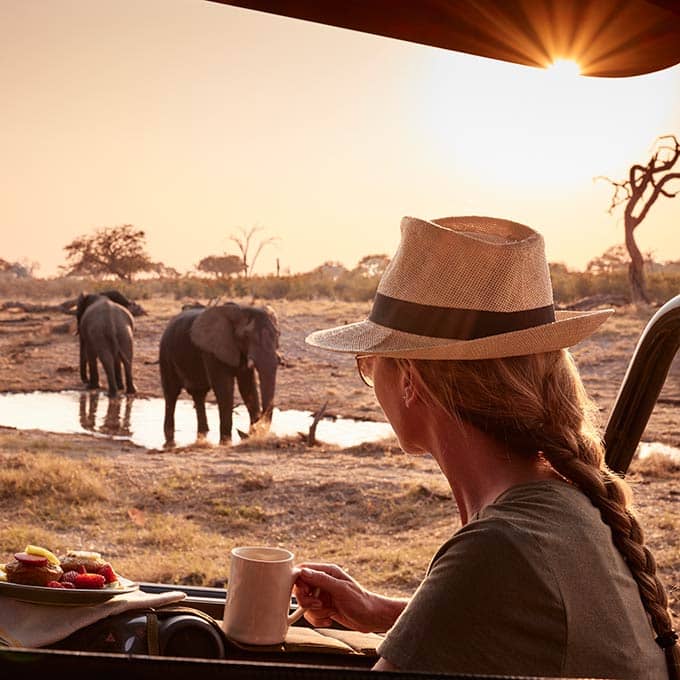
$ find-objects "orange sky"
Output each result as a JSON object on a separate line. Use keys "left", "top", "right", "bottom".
{"left": 2, "top": 0, "right": 680, "bottom": 278}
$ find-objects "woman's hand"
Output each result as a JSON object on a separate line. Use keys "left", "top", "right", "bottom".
{"left": 293, "top": 562, "right": 408, "bottom": 633}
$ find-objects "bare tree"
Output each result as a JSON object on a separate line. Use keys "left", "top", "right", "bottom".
{"left": 228, "top": 226, "right": 278, "bottom": 279}
{"left": 597, "top": 134, "right": 680, "bottom": 303}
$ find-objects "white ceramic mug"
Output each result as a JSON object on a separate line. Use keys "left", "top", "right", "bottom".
{"left": 221, "top": 546, "right": 308, "bottom": 645}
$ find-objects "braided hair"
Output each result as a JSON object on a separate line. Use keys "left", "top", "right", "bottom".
{"left": 401, "top": 350, "right": 679, "bottom": 679}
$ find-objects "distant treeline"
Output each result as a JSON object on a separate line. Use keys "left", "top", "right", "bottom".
{"left": 1, "top": 266, "right": 679, "bottom": 307}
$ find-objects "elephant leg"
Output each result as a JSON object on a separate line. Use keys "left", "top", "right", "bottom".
{"left": 86, "top": 348, "right": 99, "bottom": 390}
{"left": 211, "top": 375, "right": 235, "bottom": 445}
{"left": 189, "top": 389, "right": 210, "bottom": 441}
{"left": 162, "top": 385, "right": 180, "bottom": 448}
{"left": 236, "top": 366, "right": 261, "bottom": 428}
{"left": 121, "top": 329, "right": 136, "bottom": 394}
{"left": 99, "top": 349, "right": 118, "bottom": 398}
{"left": 79, "top": 336, "right": 89, "bottom": 384}
{"left": 122, "top": 356, "right": 136, "bottom": 394}
{"left": 114, "top": 360, "right": 124, "bottom": 391}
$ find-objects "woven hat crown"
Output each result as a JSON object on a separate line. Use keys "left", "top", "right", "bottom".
{"left": 379, "top": 216, "right": 552, "bottom": 312}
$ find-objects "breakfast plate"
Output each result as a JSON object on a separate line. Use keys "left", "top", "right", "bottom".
{"left": 0, "top": 576, "right": 138, "bottom": 605}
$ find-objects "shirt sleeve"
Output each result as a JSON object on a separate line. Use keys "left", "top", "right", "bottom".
{"left": 376, "top": 517, "right": 566, "bottom": 676}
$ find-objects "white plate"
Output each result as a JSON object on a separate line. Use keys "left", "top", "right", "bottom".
{"left": 0, "top": 576, "right": 138, "bottom": 605}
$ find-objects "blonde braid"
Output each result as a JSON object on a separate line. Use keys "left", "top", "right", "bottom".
{"left": 404, "top": 350, "right": 679, "bottom": 678}
{"left": 537, "top": 430, "right": 680, "bottom": 679}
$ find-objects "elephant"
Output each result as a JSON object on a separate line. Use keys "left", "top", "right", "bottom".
{"left": 159, "top": 303, "right": 280, "bottom": 447}
{"left": 76, "top": 293, "right": 137, "bottom": 397}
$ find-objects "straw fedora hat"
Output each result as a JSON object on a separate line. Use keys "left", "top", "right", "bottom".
{"left": 306, "top": 216, "right": 612, "bottom": 360}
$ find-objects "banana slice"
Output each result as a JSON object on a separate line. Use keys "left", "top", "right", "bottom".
{"left": 66, "top": 550, "right": 102, "bottom": 560}
{"left": 25, "top": 544, "right": 60, "bottom": 566}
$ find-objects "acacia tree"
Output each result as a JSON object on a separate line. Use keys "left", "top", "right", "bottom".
{"left": 229, "top": 226, "right": 278, "bottom": 279}
{"left": 62, "top": 224, "right": 155, "bottom": 281}
{"left": 598, "top": 134, "right": 680, "bottom": 303}
{"left": 197, "top": 254, "right": 244, "bottom": 279}
{"left": 0, "top": 257, "right": 38, "bottom": 278}
{"left": 355, "top": 254, "right": 390, "bottom": 278}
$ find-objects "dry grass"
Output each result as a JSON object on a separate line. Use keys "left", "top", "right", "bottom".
{"left": 0, "top": 428, "right": 677, "bottom": 621}
{"left": 631, "top": 452, "right": 680, "bottom": 479}
{"left": 0, "top": 429, "right": 456, "bottom": 594}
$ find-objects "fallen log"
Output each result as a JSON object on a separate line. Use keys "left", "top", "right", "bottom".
{"left": 0, "top": 299, "right": 78, "bottom": 314}
{"left": 560, "top": 294, "right": 630, "bottom": 311}
{"left": 0, "top": 294, "right": 146, "bottom": 316}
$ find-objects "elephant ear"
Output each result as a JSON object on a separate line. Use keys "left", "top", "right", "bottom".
{"left": 263, "top": 304, "right": 279, "bottom": 330}
{"left": 190, "top": 305, "right": 245, "bottom": 367}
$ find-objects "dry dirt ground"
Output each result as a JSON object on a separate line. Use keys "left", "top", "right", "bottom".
{"left": 0, "top": 296, "right": 678, "bottom": 617}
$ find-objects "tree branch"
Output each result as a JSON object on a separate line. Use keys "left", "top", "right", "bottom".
{"left": 635, "top": 172, "right": 680, "bottom": 225}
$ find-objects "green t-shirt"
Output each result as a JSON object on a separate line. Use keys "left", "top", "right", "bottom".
{"left": 377, "top": 480, "right": 667, "bottom": 678}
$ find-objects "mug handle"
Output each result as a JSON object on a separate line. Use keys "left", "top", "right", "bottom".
{"left": 287, "top": 587, "right": 320, "bottom": 625}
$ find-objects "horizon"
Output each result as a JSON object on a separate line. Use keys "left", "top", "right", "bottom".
{"left": 2, "top": 0, "right": 680, "bottom": 279}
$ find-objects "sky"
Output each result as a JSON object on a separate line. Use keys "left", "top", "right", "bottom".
{"left": 2, "top": 0, "right": 680, "bottom": 278}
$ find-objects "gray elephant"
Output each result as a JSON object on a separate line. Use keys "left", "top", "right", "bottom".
{"left": 159, "top": 303, "right": 279, "bottom": 447}
{"left": 76, "top": 293, "right": 137, "bottom": 397}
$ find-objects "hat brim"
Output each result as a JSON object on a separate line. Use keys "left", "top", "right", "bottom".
{"left": 305, "top": 309, "right": 613, "bottom": 360}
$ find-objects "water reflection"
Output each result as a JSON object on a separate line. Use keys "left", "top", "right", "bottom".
{"left": 638, "top": 441, "right": 680, "bottom": 463}
{"left": 0, "top": 390, "right": 394, "bottom": 450}
{"left": 79, "top": 392, "right": 132, "bottom": 437}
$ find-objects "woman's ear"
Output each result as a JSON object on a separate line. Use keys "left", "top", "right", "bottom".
{"left": 400, "top": 362, "right": 421, "bottom": 408}
{"left": 190, "top": 306, "right": 241, "bottom": 367}
{"left": 402, "top": 360, "right": 428, "bottom": 406}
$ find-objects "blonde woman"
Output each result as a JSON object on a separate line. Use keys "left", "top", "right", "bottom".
{"left": 294, "top": 216, "right": 678, "bottom": 679}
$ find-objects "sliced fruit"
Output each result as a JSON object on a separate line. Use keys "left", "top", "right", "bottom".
{"left": 61, "top": 570, "right": 79, "bottom": 584}
{"left": 46, "top": 581, "right": 65, "bottom": 588}
{"left": 0, "top": 565, "right": 7, "bottom": 582}
{"left": 14, "top": 552, "right": 48, "bottom": 567}
{"left": 25, "top": 544, "right": 60, "bottom": 566}
{"left": 98, "top": 563, "right": 118, "bottom": 584}
{"left": 66, "top": 550, "right": 102, "bottom": 561}
{"left": 60, "top": 581, "right": 75, "bottom": 589}
{"left": 73, "top": 573, "right": 106, "bottom": 589}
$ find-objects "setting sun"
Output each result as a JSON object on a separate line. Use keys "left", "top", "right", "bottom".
{"left": 420, "top": 50, "right": 678, "bottom": 197}
{"left": 547, "top": 59, "right": 581, "bottom": 78}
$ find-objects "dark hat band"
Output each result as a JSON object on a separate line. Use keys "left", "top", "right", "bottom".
{"left": 369, "top": 293, "right": 556, "bottom": 340}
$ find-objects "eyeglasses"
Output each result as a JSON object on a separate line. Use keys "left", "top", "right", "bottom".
{"left": 355, "top": 355, "right": 375, "bottom": 388}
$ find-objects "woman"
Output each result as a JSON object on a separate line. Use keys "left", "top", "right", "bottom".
{"left": 295, "top": 216, "right": 678, "bottom": 678}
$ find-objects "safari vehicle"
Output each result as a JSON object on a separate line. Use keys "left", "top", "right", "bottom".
{"left": 2, "top": 1, "right": 680, "bottom": 678}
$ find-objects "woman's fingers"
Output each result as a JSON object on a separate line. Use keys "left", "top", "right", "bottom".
{"left": 303, "top": 612, "right": 335, "bottom": 628}
{"left": 296, "top": 562, "right": 354, "bottom": 582}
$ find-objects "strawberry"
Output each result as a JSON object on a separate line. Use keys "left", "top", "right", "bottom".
{"left": 77, "top": 564, "right": 87, "bottom": 574}
{"left": 60, "top": 581, "right": 75, "bottom": 589}
{"left": 98, "top": 563, "right": 117, "bottom": 584}
{"left": 61, "top": 570, "right": 79, "bottom": 584}
{"left": 46, "top": 581, "right": 65, "bottom": 588}
{"left": 73, "top": 573, "right": 106, "bottom": 589}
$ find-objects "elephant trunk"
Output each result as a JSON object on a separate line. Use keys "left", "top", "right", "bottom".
{"left": 254, "top": 355, "right": 277, "bottom": 429}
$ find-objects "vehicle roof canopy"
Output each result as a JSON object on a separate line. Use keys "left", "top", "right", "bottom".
{"left": 211, "top": 0, "right": 680, "bottom": 77}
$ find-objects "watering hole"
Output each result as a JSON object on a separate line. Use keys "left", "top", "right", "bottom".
{"left": 0, "top": 390, "right": 395, "bottom": 450}
{"left": 0, "top": 391, "right": 677, "bottom": 462}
